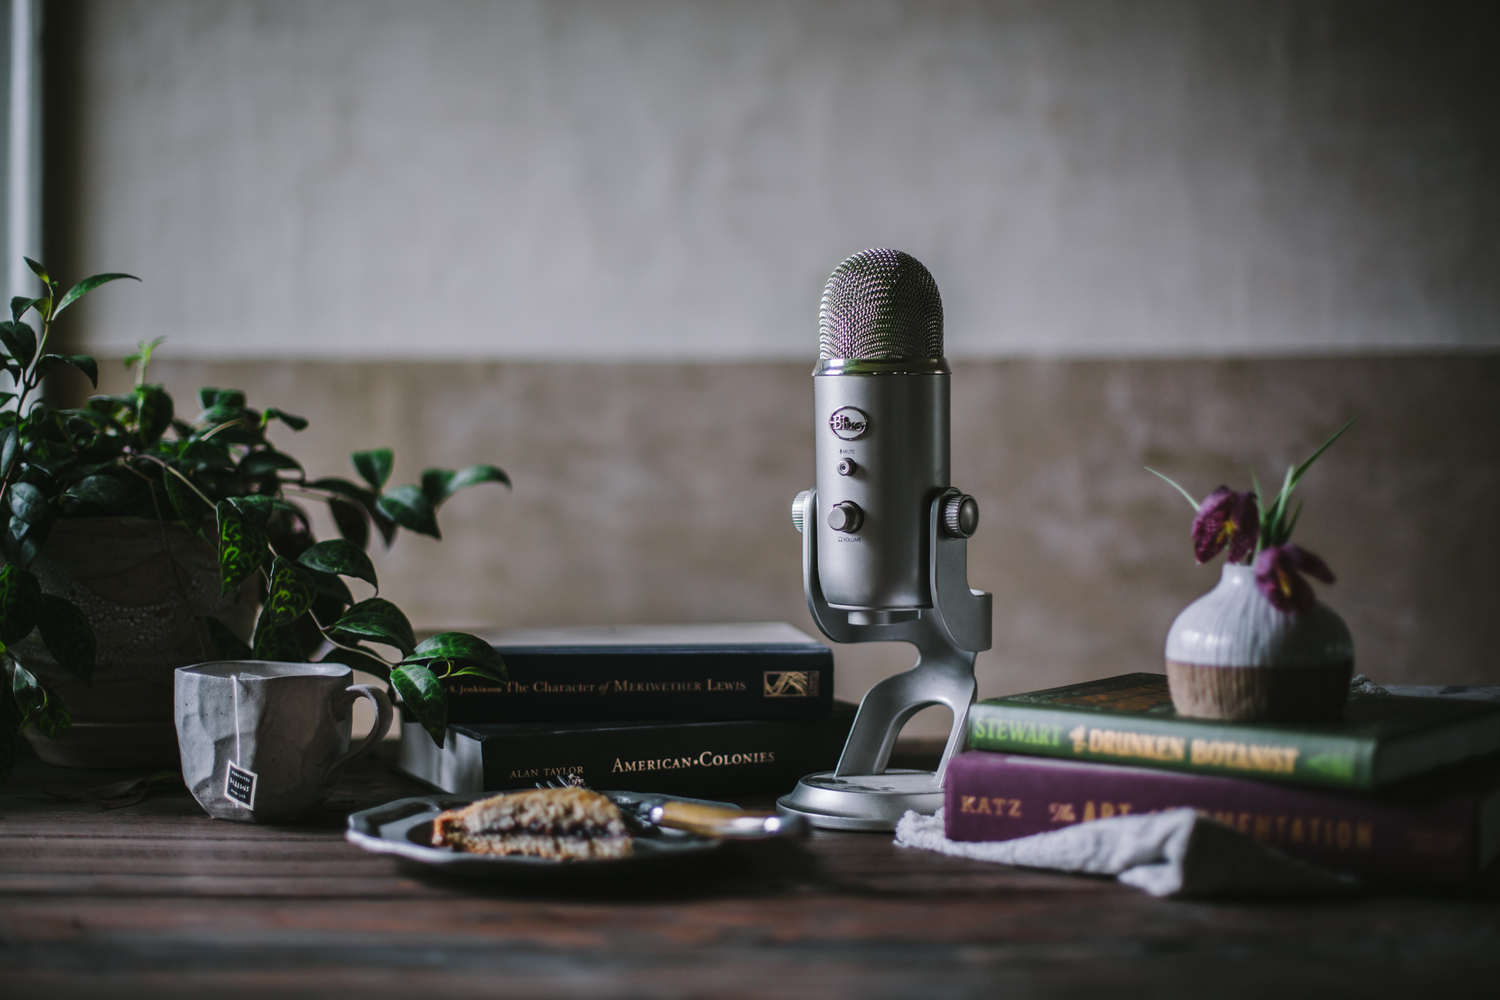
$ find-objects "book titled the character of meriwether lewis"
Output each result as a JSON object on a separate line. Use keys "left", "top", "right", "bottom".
{"left": 396, "top": 701, "right": 857, "bottom": 797}
{"left": 966, "top": 673, "right": 1500, "bottom": 791}
{"left": 445, "top": 622, "right": 833, "bottom": 723}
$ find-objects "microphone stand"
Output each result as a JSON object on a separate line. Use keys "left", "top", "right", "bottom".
{"left": 777, "top": 488, "right": 993, "bottom": 830}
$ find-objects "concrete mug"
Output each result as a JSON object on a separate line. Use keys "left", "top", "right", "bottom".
{"left": 175, "top": 661, "right": 393, "bottom": 822}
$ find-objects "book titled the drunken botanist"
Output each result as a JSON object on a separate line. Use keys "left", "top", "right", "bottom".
{"left": 967, "top": 674, "right": 1500, "bottom": 790}
{"left": 396, "top": 701, "right": 857, "bottom": 798}
{"left": 448, "top": 623, "right": 833, "bottom": 723}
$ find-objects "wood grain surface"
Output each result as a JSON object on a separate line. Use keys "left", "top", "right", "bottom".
{"left": 2, "top": 739, "right": 1496, "bottom": 999}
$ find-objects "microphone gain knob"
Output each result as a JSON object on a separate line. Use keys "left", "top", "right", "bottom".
{"left": 791, "top": 490, "right": 812, "bottom": 533}
{"left": 942, "top": 493, "right": 979, "bottom": 538}
{"left": 827, "top": 501, "right": 863, "bottom": 533}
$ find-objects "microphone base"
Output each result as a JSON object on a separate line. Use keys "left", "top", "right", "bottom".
{"left": 776, "top": 770, "right": 943, "bottom": 832}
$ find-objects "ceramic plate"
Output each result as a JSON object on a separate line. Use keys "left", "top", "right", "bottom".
{"left": 345, "top": 791, "right": 729, "bottom": 878}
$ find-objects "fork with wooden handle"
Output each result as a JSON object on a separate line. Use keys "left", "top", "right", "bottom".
{"left": 538, "top": 775, "right": 807, "bottom": 839}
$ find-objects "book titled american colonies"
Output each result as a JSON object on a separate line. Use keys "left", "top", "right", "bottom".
{"left": 397, "top": 702, "right": 858, "bottom": 797}
{"left": 448, "top": 622, "right": 833, "bottom": 723}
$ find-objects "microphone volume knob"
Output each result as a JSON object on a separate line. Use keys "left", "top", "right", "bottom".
{"left": 791, "top": 490, "right": 812, "bottom": 533}
{"left": 942, "top": 494, "right": 979, "bottom": 538}
{"left": 827, "top": 501, "right": 864, "bottom": 533}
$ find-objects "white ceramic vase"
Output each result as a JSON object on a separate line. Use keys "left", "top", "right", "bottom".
{"left": 1164, "top": 562, "right": 1354, "bottom": 721}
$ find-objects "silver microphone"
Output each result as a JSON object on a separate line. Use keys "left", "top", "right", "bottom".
{"left": 806, "top": 248, "right": 978, "bottom": 625}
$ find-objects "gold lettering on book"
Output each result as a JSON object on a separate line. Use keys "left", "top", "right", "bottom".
{"left": 1068, "top": 726, "right": 1187, "bottom": 763}
{"left": 960, "top": 797, "right": 1024, "bottom": 817}
{"left": 975, "top": 718, "right": 1064, "bottom": 747}
{"left": 1189, "top": 738, "right": 1299, "bottom": 774}
{"left": 610, "top": 749, "right": 775, "bottom": 773}
{"left": 1048, "top": 803, "right": 1077, "bottom": 823}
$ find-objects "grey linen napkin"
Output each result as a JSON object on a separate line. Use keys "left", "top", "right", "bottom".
{"left": 895, "top": 807, "right": 1360, "bottom": 898}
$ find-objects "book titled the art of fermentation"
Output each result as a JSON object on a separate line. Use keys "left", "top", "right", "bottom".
{"left": 396, "top": 701, "right": 857, "bottom": 797}
{"left": 444, "top": 622, "right": 833, "bottom": 723}
{"left": 966, "top": 673, "right": 1500, "bottom": 790}
{"left": 943, "top": 750, "right": 1500, "bottom": 885}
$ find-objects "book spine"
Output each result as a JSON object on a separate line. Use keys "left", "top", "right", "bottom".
{"left": 443, "top": 647, "right": 834, "bottom": 723}
{"left": 966, "top": 699, "right": 1377, "bottom": 789}
{"left": 400, "top": 706, "right": 856, "bottom": 798}
{"left": 943, "top": 751, "right": 1482, "bottom": 885}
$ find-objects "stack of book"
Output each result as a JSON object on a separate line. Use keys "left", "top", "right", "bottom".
{"left": 396, "top": 623, "right": 854, "bottom": 797}
{"left": 949, "top": 673, "right": 1500, "bottom": 886}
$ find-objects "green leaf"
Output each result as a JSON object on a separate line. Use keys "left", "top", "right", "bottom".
{"left": 390, "top": 663, "right": 446, "bottom": 747}
{"left": 328, "top": 496, "right": 370, "bottom": 550}
{"left": 23, "top": 257, "right": 50, "bottom": 283}
{"left": 163, "top": 471, "right": 211, "bottom": 529}
{"left": 226, "top": 494, "right": 288, "bottom": 527}
{"left": 181, "top": 438, "right": 235, "bottom": 469}
{"left": 420, "top": 465, "right": 511, "bottom": 507}
{"left": 54, "top": 272, "right": 141, "bottom": 315}
{"left": 445, "top": 463, "right": 511, "bottom": 497}
{"left": 205, "top": 616, "right": 253, "bottom": 660}
{"left": 251, "top": 619, "right": 303, "bottom": 662}
{"left": 12, "top": 661, "right": 70, "bottom": 741}
{"left": 199, "top": 387, "right": 246, "bottom": 410}
{"left": 239, "top": 449, "right": 304, "bottom": 480}
{"left": 420, "top": 469, "right": 453, "bottom": 506}
{"left": 263, "top": 407, "right": 309, "bottom": 432}
{"left": 2, "top": 516, "right": 49, "bottom": 569}
{"left": 33, "top": 354, "right": 99, "bottom": 388}
{"left": 7, "top": 481, "right": 51, "bottom": 525}
{"left": 36, "top": 595, "right": 96, "bottom": 684}
{"left": 10, "top": 295, "right": 40, "bottom": 322}
{"left": 331, "top": 598, "right": 416, "bottom": 656}
{"left": 262, "top": 557, "right": 317, "bottom": 627}
{"left": 0, "top": 564, "right": 43, "bottom": 644}
{"left": 62, "top": 474, "right": 133, "bottom": 509}
{"left": 0, "top": 427, "right": 14, "bottom": 477}
{"left": 319, "top": 643, "right": 390, "bottom": 680}
{"left": 121, "top": 335, "right": 166, "bottom": 369}
{"left": 1290, "top": 419, "right": 1356, "bottom": 489}
{"left": 351, "top": 448, "right": 394, "bottom": 491}
{"left": 305, "top": 568, "right": 354, "bottom": 606}
{"left": 376, "top": 484, "right": 440, "bottom": 539}
{"left": 403, "top": 632, "right": 506, "bottom": 680}
{"left": 216, "top": 502, "right": 269, "bottom": 596}
{"left": 135, "top": 385, "right": 174, "bottom": 443}
{"left": 306, "top": 477, "right": 376, "bottom": 504}
{"left": 296, "top": 539, "right": 378, "bottom": 591}
{"left": 0, "top": 321, "right": 37, "bottom": 368}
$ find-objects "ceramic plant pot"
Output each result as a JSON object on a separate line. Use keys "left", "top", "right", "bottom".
{"left": 15, "top": 517, "right": 258, "bottom": 768}
{"left": 1164, "top": 563, "right": 1353, "bottom": 722}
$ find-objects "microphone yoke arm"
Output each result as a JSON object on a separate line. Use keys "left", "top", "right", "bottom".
{"left": 798, "top": 487, "right": 993, "bottom": 780}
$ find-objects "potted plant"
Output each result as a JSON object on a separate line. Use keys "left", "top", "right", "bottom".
{"left": 1149, "top": 422, "right": 1354, "bottom": 722}
{"left": 0, "top": 259, "right": 507, "bottom": 781}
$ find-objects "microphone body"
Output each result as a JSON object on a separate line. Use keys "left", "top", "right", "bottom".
{"left": 814, "top": 359, "right": 949, "bottom": 614}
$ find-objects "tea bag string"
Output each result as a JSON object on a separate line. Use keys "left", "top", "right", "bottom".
{"left": 233, "top": 676, "right": 243, "bottom": 765}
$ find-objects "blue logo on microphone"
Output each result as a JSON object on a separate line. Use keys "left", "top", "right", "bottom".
{"left": 829, "top": 407, "right": 869, "bottom": 440}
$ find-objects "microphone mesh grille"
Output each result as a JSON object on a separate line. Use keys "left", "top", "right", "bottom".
{"left": 819, "top": 248, "right": 943, "bottom": 360}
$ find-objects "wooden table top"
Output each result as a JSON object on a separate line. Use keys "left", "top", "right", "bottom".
{"left": 2, "top": 741, "right": 1497, "bottom": 999}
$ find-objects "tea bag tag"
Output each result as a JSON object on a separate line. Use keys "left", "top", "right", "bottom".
{"left": 225, "top": 675, "right": 258, "bottom": 810}
{"left": 225, "top": 761, "right": 258, "bottom": 809}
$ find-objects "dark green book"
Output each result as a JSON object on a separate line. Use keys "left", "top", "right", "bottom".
{"left": 966, "top": 673, "right": 1500, "bottom": 790}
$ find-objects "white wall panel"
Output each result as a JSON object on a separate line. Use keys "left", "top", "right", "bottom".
{"left": 61, "top": 0, "right": 1498, "bottom": 360}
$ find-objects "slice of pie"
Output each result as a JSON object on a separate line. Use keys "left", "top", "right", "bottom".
{"left": 431, "top": 787, "right": 633, "bottom": 860}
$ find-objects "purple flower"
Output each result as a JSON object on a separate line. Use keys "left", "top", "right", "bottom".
{"left": 1255, "top": 544, "right": 1336, "bottom": 613}
{"left": 1191, "top": 487, "right": 1260, "bottom": 564}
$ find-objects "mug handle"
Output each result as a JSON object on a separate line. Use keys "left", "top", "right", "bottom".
{"left": 323, "top": 684, "right": 394, "bottom": 782}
